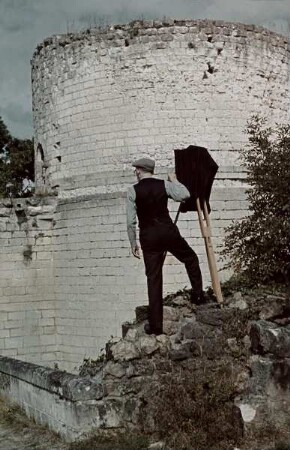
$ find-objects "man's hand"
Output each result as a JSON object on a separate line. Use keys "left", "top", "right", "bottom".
{"left": 132, "top": 245, "right": 141, "bottom": 259}
{"left": 168, "top": 172, "right": 177, "bottom": 182}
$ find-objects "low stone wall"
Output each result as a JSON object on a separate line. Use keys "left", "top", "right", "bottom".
{"left": 0, "top": 356, "right": 111, "bottom": 441}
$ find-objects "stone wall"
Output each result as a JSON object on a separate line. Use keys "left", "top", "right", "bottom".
{"left": 0, "top": 198, "right": 58, "bottom": 366}
{"left": 0, "top": 170, "right": 248, "bottom": 371}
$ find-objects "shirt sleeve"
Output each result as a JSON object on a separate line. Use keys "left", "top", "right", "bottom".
{"left": 164, "top": 180, "right": 190, "bottom": 202}
{"left": 126, "top": 186, "right": 137, "bottom": 249}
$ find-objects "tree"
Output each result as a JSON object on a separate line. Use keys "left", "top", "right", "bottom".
{"left": 0, "top": 117, "right": 34, "bottom": 198}
{"left": 0, "top": 116, "right": 11, "bottom": 148}
{"left": 223, "top": 116, "right": 290, "bottom": 284}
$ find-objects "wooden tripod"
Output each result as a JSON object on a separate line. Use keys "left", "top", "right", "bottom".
{"left": 164, "top": 201, "right": 223, "bottom": 304}
{"left": 196, "top": 198, "right": 223, "bottom": 304}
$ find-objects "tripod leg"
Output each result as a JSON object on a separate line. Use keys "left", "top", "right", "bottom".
{"left": 196, "top": 199, "right": 223, "bottom": 304}
{"left": 196, "top": 199, "right": 215, "bottom": 291}
{"left": 203, "top": 201, "right": 223, "bottom": 304}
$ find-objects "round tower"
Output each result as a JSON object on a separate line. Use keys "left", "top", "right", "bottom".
{"left": 31, "top": 19, "right": 289, "bottom": 196}
{"left": 30, "top": 20, "right": 289, "bottom": 370}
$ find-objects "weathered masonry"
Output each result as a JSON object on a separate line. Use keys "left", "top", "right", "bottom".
{"left": 0, "top": 20, "right": 289, "bottom": 371}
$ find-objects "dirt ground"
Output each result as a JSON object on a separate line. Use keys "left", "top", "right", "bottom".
{"left": 0, "top": 397, "right": 68, "bottom": 450}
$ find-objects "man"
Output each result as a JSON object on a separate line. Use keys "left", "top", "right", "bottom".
{"left": 126, "top": 157, "right": 203, "bottom": 335}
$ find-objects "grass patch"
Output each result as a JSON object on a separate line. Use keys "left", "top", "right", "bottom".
{"left": 245, "top": 418, "right": 290, "bottom": 450}
{"left": 0, "top": 396, "right": 34, "bottom": 430}
{"left": 68, "top": 431, "right": 149, "bottom": 450}
{"left": 0, "top": 396, "right": 67, "bottom": 448}
{"left": 275, "top": 443, "right": 290, "bottom": 450}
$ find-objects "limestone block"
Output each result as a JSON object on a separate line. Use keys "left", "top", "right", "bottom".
{"left": 64, "top": 378, "right": 104, "bottom": 401}
{"left": 169, "top": 340, "right": 193, "bottom": 361}
{"left": 148, "top": 442, "right": 166, "bottom": 449}
{"left": 237, "top": 403, "right": 257, "bottom": 423}
{"left": 126, "top": 360, "right": 155, "bottom": 378}
{"left": 179, "top": 317, "right": 219, "bottom": 340}
{"left": 228, "top": 295, "right": 248, "bottom": 311}
{"left": 171, "top": 295, "right": 188, "bottom": 307}
{"left": 163, "top": 320, "right": 179, "bottom": 336}
{"left": 138, "top": 335, "right": 159, "bottom": 356}
{"left": 196, "top": 304, "right": 233, "bottom": 326}
{"left": 156, "top": 334, "right": 171, "bottom": 354}
{"left": 103, "top": 361, "right": 126, "bottom": 378}
{"left": 163, "top": 306, "right": 179, "bottom": 321}
{"left": 250, "top": 320, "right": 290, "bottom": 358}
{"left": 124, "top": 328, "right": 139, "bottom": 341}
{"left": 111, "top": 340, "right": 141, "bottom": 361}
{"left": 258, "top": 295, "right": 290, "bottom": 321}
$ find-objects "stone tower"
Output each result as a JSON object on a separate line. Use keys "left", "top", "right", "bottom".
{"left": 31, "top": 19, "right": 288, "bottom": 196}
{"left": 1, "top": 20, "right": 288, "bottom": 372}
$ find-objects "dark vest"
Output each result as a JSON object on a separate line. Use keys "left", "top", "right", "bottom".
{"left": 134, "top": 178, "right": 172, "bottom": 228}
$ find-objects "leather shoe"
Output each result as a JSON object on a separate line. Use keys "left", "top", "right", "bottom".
{"left": 144, "top": 323, "right": 162, "bottom": 336}
{"left": 190, "top": 291, "right": 207, "bottom": 305}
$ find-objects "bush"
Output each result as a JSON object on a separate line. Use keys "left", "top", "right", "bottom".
{"left": 139, "top": 363, "right": 243, "bottom": 450}
{"left": 223, "top": 116, "right": 290, "bottom": 284}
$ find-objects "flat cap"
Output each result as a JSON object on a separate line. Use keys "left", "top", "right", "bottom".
{"left": 132, "top": 157, "right": 155, "bottom": 173}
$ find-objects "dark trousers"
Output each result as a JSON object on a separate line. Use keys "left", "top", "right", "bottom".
{"left": 140, "top": 220, "right": 202, "bottom": 333}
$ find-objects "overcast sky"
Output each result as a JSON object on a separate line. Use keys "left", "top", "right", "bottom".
{"left": 0, "top": 0, "right": 289, "bottom": 139}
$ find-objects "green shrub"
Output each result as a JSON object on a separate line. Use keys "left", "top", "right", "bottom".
{"left": 139, "top": 363, "right": 243, "bottom": 450}
{"left": 223, "top": 116, "right": 290, "bottom": 284}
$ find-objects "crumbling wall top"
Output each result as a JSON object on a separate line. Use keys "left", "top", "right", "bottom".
{"left": 32, "top": 19, "right": 289, "bottom": 60}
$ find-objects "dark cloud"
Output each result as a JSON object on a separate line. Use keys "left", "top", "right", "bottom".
{"left": 0, "top": 0, "right": 288, "bottom": 138}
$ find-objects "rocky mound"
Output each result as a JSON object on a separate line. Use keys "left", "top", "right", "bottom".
{"left": 79, "top": 286, "right": 290, "bottom": 450}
